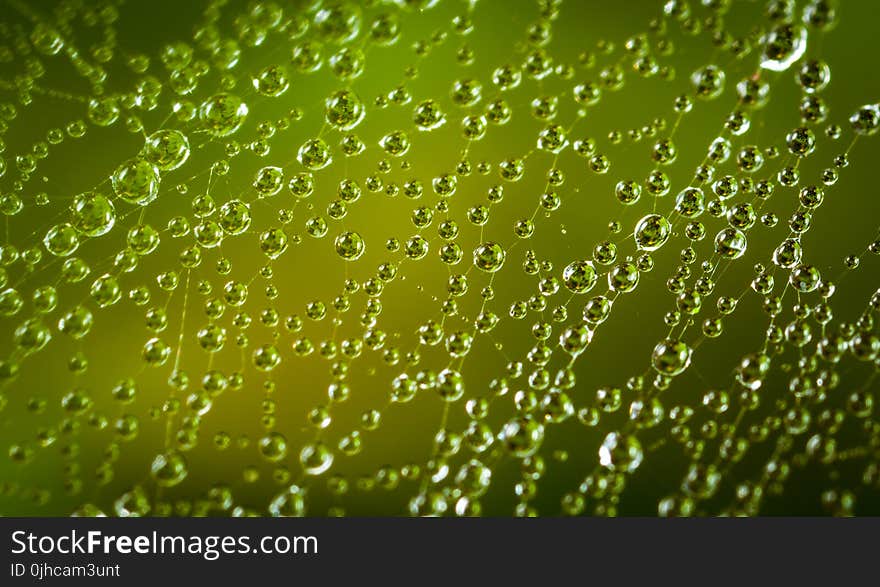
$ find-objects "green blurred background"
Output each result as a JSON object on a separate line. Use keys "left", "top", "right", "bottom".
{"left": 0, "top": 0, "right": 878, "bottom": 516}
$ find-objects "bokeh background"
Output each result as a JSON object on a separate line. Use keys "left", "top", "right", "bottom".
{"left": 0, "top": 0, "right": 878, "bottom": 516}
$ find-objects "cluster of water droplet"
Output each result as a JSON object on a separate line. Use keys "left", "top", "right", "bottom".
{"left": 0, "top": 0, "right": 878, "bottom": 517}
